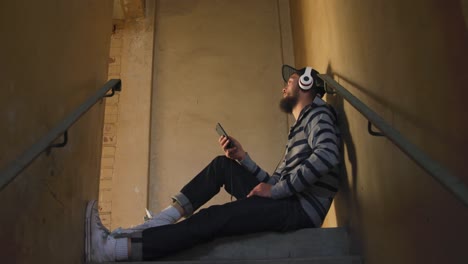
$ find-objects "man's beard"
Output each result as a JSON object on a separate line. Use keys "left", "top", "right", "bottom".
{"left": 279, "top": 92, "right": 299, "bottom": 114}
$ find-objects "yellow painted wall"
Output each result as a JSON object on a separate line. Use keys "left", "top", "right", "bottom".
{"left": 290, "top": 0, "right": 468, "bottom": 263}
{"left": 149, "top": 0, "right": 293, "bottom": 212}
{"left": 0, "top": 0, "right": 113, "bottom": 262}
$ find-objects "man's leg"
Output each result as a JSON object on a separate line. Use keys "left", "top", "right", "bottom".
{"left": 110, "top": 156, "right": 255, "bottom": 237}
{"left": 109, "top": 204, "right": 183, "bottom": 237}
{"left": 172, "top": 155, "right": 260, "bottom": 217}
{"left": 86, "top": 156, "right": 260, "bottom": 262}
{"left": 133, "top": 195, "right": 314, "bottom": 260}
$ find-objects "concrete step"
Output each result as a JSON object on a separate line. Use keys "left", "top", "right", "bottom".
{"left": 117, "top": 256, "right": 362, "bottom": 264}
{"left": 162, "top": 227, "right": 350, "bottom": 261}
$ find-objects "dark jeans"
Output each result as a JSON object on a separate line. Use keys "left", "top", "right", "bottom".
{"left": 141, "top": 156, "right": 313, "bottom": 260}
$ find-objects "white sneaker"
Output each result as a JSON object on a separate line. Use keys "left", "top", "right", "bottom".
{"left": 85, "top": 200, "right": 115, "bottom": 263}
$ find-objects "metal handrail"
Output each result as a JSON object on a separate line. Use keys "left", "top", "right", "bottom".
{"left": 0, "top": 79, "right": 122, "bottom": 191}
{"left": 318, "top": 74, "right": 468, "bottom": 207}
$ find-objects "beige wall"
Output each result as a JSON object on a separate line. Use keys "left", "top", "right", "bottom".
{"left": 290, "top": 0, "right": 468, "bottom": 263}
{"left": 0, "top": 0, "right": 113, "bottom": 263}
{"left": 149, "top": 0, "right": 293, "bottom": 213}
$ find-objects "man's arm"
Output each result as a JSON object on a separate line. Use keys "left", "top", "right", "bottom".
{"left": 220, "top": 135, "right": 285, "bottom": 185}
{"left": 238, "top": 153, "right": 285, "bottom": 185}
{"left": 270, "top": 109, "right": 340, "bottom": 199}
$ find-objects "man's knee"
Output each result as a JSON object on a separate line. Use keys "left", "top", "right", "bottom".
{"left": 212, "top": 155, "right": 229, "bottom": 165}
{"left": 213, "top": 155, "right": 241, "bottom": 170}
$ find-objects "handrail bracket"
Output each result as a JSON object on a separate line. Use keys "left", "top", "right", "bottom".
{"left": 46, "top": 130, "right": 68, "bottom": 155}
{"left": 324, "top": 82, "right": 336, "bottom": 95}
{"left": 368, "top": 121, "right": 384, "bottom": 137}
{"left": 104, "top": 79, "right": 122, "bottom": 97}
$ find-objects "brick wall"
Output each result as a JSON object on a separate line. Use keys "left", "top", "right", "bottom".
{"left": 98, "top": 21, "right": 124, "bottom": 229}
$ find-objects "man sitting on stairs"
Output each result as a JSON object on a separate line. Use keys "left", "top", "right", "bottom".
{"left": 85, "top": 65, "right": 341, "bottom": 262}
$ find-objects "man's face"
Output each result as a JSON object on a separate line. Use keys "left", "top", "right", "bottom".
{"left": 279, "top": 73, "right": 300, "bottom": 114}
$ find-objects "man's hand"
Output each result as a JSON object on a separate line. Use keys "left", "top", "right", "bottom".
{"left": 219, "top": 136, "right": 246, "bottom": 161}
{"left": 247, "top": 183, "right": 272, "bottom": 198}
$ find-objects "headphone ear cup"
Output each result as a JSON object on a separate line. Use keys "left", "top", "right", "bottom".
{"left": 299, "top": 67, "right": 314, "bottom": 90}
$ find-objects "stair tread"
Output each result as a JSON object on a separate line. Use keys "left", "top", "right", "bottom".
{"left": 163, "top": 227, "right": 350, "bottom": 261}
{"left": 110, "top": 255, "right": 362, "bottom": 264}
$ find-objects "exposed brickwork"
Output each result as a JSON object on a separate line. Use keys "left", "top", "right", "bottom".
{"left": 98, "top": 23, "right": 124, "bottom": 229}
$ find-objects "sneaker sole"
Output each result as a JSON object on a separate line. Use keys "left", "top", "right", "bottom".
{"left": 85, "top": 200, "right": 96, "bottom": 263}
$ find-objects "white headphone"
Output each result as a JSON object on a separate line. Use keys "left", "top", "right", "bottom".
{"left": 298, "top": 67, "right": 314, "bottom": 90}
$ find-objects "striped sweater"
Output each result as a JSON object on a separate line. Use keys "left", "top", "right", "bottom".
{"left": 240, "top": 96, "right": 341, "bottom": 227}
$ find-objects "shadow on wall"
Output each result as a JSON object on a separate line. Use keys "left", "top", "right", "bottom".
{"left": 333, "top": 74, "right": 450, "bottom": 145}
{"left": 323, "top": 62, "right": 362, "bottom": 254}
